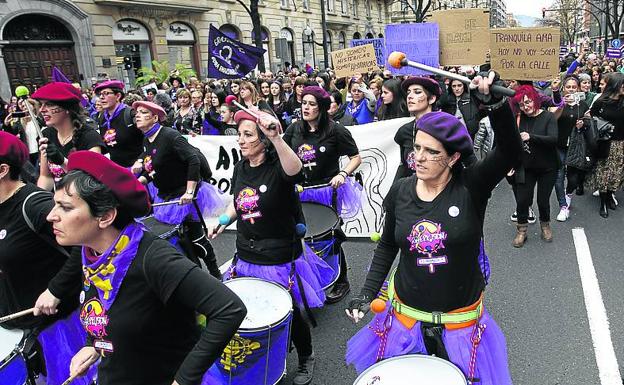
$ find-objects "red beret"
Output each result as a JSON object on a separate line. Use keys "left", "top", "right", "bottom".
{"left": 67, "top": 151, "right": 150, "bottom": 218}
{"left": 0, "top": 131, "right": 29, "bottom": 166}
{"left": 94, "top": 80, "right": 125, "bottom": 94}
{"left": 132, "top": 101, "right": 166, "bottom": 122}
{"left": 234, "top": 109, "right": 283, "bottom": 133}
{"left": 32, "top": 82, "right": 82, "bottom": 103}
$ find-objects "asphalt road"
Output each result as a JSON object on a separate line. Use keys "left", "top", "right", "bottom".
{"left": 210, "top": 183, "right": 624, "bottom": 385}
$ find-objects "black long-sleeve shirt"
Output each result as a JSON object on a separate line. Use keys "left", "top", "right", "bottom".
{"left": 141, "top": 126, "right": 201, "bottom": 197}
{"left": 557, "top": 101, "right": 589, "bottom": 149}
{"left": 79, "top": 232, "right": 246, "bottom": 385}
{"left": 518, "top": 110, "right": 558, "bottom": 170}
{"left": 361, "top": 103, "right": 522, "bottom": 311}
{"left": 97, "top": 106, "right": 143, "bottom": 167}
{"left": 591, "top": 97, "right": 624, "bottom": 141}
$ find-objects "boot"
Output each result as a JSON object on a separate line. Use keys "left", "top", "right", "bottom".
{"left": 512, "top": 224, "right": 528, "bottom": 248}
{"left": 599, "top": 192, "right": 609, "bottom": 218}
{"left": 540, "top": 222, "right": 553, "bottom": 242}
{"left": 292, "top": 353, "right": 315, "bottom": 385}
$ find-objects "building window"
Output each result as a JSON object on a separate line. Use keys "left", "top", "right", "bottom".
{"left": 167, "top": 22, "right": 198, "bottom": 74}
{"left": 303, "top": 0, "right": 310, "bottom": 10}
{"left": 326, "top": 0, "right": 335, "bottom": 13}
{"left": 338, "top": 31, "right": 346, "bottom": 49}
{"left": 251, "top": 27, "right": 271, "bottom": 70}
{"left": 341, "top": 0, "right": 347, "bottom": 14}
{"left": 219, "top": 24, "right": 240, "bottom": 40}
{"left": 352, "top": 0, "right": 358, "bottom": 17}
{"left": 281, "top": 0, "right": 289, "bottom": 7}
{"left": 377, "top": 2, "right": 382, "bottom": 22}
{"left": 353, "top": 31, "right": 361, "bottom": 39}
{"left": 302, "top": 30, "right": 316, "bottom": 66}
{"left": 279, "top": 28, "right": 296, "bottom": 66}
{"left": 326, "top": 30, "right": 333, "bottom": 52}
{"left": 113, "top": 19, "right": 152, "bottom": 83}
{"left": 366, "top": 0, "right": 371, "bottom": 17}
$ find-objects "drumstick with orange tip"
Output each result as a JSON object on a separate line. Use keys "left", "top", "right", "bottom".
{"left": 0, "top": 308, "right": 35, "bottom": 324}
{"left": 387, "top": 51, "right": 516, "bottom": 97}
{"left": 225, "top": 95, "right": 279, "bottom": 131}
{"left": 370, "top": 298, "right": 387, "bottom": 314}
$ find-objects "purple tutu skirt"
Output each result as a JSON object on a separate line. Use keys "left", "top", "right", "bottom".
{"left": 37, "top": 311, "right": 98, "bottom": 385}
{"left": 346, "top": 305, "right": 512, "bottom": 385}
{"left": 300, "top": 177, "right": 363, "bottom": 219}
{"left": 223, "top": 244, "right": 334, "bottom": 309}
{"left": 149, "top": 182, "right": 228, "bottom": 225}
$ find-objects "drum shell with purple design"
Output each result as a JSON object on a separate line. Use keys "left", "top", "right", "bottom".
{"left": 301, "top": 202, "right": 341, "bottom": 289}
{"left": 204, "top": 278, "right": 293, "bottom": 385}
{"left": 353, "top": 354, "right": 466, "bottom": 385}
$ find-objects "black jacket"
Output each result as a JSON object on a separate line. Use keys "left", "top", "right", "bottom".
{"left": 441, "top": 91, "right": 485, "bottom": 139}
{"left": 332, "top": 104, "right": 358, "bottom": 126}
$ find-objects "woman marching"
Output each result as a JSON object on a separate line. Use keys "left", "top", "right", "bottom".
{"left": 585, "top": 72, "right": 624, "bottom": 218}
{"left": 208, "top": 109, "right": 334, "bottom": 385}
{"left": 345, "top": 77, "right": 377, "bottom": 125}
{"left": 47, "top": 150, "right": 246, "bottom": 385}
{"left": 34, "top": 82, "right": 106, "bottom": 191}
{"left": 283, "top": 86, "right": 362, "bottom": 304}
{"left": 130, "top": 101, "right": 225, "bottom": 278}
{"left": 173, "top": 88, "right": 201, "bottom": 136}
{"left": 393, "top": 77, "right": 442, "bottom": 182}
{"left": 376, "top": 78, "right": 409, "bottom": 122}
{"left": 345, "top": 72, "right": 520, "bottom": 385}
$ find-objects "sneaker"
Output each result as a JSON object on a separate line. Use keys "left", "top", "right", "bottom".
{"left": 612, "top": 193, "right": 618, "bottom": 207}
{"left": 565, "top": 193, "right": 572, "bottom": 209}
{"left": 556, "top": 206, "right": 570, "bottom": 222}
{"left": 528, "top": 207, "right": 536, "bottom": 224}
{"left": 293, "top": 353, "right": 315, "bottom": 385}
{"left": 593, "top": 190, "right": 600, "bottom": 197}
{"left": 510, "top": 211, "right": 517, "bottom": 222}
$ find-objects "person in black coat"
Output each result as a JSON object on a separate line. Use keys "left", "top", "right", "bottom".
{"left": 440, "top": 79, "right": 486, "bottom": 139}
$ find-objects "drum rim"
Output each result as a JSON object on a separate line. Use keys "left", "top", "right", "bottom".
{"left": 353, "top": 354, "right": 467, "bottom": 385}
{"left": 224, "top": 277, "right": 294, "bottom": 332}
{"left": 301, "top": 201, "right": 340, "bottom": 240}
{"left": 0, "top": 349, "right": 27, "bottom": 372}
{"left": 138, "top": 216, "right": 181, "bottom": 238}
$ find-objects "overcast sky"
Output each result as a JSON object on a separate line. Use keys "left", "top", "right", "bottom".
{"left": 506, "top": 0, "right": 552, "bottom": 17}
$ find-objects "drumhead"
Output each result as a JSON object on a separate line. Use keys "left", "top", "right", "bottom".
{"left": 224, "top": 278, "right": 293, "bottom": 330}
{"left": 0, "top": 327, "right": 24, "bottom": 360}
{"left": 353, "top": 355, "right": 467, "bottom": 385}
{"left": 301, "top": 202, "right": 339, "bottom": 239}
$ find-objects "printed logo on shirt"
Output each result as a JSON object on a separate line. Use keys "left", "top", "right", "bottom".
{"left": 236, "top": 187, "right": 261, "bottom": 223}
{"left": 103, "top": 128, "right": 117, "bottom": 146}
{"left": 48, "top": 162, "right": 66, "bottom": 182}
{"left": 297, "top": 143, "right": 317, "bottom": 169}
{"left": 144, "top": 155, "right": 155, "bottom": 177}
{"left": 407, "top": 220, "right": 448, "bottom": 273}
{"left": 80, "top": 298, "right": 109, "bottom": 339}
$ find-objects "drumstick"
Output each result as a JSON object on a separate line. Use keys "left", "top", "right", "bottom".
{"left": 225, "top": 95, "right": 278, "bottom": 131}
{"left": 387, "top": 51, "right": 516, "bottom": 98}
{"left": 0, "top": 308, "right": 34, "bottom": 324}
{"left": 295, "top": 182, "right": 332, "bottom": 193}
{"left": 152, "top": 198, "right": 196, "bottom": 207}
{"left": 61, "top": 355, "right": 99, "bottom": 385}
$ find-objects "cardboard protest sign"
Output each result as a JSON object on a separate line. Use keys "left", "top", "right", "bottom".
{"left": 330, "top": 44, "right": 379, "bottom": 78}
{"left": 385, "top": 23, "right": 439, "bottom": 75}
{"left": 428, "top": 8, "right": 490, "bottom": 66}
{"left": 350, "top": 38, "right": 386, "bottom": 66}
{"left": 490, "top": 28, "right": 560, "bottom": 81}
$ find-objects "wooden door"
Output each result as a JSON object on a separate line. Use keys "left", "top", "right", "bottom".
{"left": 4, "top": 45, "right": 80, "bottom": 91}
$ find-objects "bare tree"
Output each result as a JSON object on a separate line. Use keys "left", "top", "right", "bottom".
{"left": 390, "top": 0, "right": 433, "bottom": 22}
{"left": 551, "top": 0, "right": 584, "bottom": 45}
{"left": 233, "top": 0, "right": 266, "bottom": 72}
{"left": 588, "top": 0, "right": 624, "bottom": 41}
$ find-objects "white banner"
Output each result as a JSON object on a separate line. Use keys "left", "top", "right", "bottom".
{"left": 187, "top": 117, "right": 413, "bottom": 237}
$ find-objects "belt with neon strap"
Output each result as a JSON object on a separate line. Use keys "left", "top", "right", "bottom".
{"left": 387, "top": 270, "right": 483, "bottom": 325}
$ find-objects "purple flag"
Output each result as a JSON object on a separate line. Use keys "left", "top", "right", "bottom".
{"left": 51, "top": 66, "right": 72, "bottom": 83}
{"left": 207, "top": 25, "right": 266, "bottom": 79}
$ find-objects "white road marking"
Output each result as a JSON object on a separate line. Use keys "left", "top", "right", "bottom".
{"left": 572, "top": 227, "right": 622, "bottom": 384}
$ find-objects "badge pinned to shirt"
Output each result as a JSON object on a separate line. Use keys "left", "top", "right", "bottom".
{"left": 448, "top": 206, "right": 460, "bottom": 218}
{"left": 0, "top": 229, "right": 6, "bottom": 240}
{"left": 259, "top": 184, "right": 267, "bottom": 193}
{"left": 95, "top": 339, "right": 114, "bottom": 353}
{"left": 319, "top": 146, "right": 326, "bottom": 153}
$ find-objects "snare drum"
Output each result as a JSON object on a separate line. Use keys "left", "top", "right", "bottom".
{"left": 353, "top": 355, "right": 467, "bottom": 385}
{"left": 301, "top": 202, "right": 341, "bottom": 288}
{"left": 205, "top": 278, "right": 293, "bottom": 385}
{"left": 0, "top": 327, "right": 28, "bottom": 385}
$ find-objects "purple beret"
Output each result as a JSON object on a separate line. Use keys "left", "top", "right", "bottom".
{"left": 0, "top": 131, "right": 29, "bottom": 166}
{"left": 32, "top": 82, "right": 82, "bottom": 103}
{"left": 94, "top": 80, "right": 125, "bottom": 94}
{"left": 416, "top": 112, "right": 473, "bottom": 159}
{"left": 67, "top": 151, "right": 151, "bottom": 218}
{"left": 132, "top": 101, "right": 166, "bottom": 122}
{"left": 401, "top": 76, "right": 442, "bottom": 98}
{"left": 301, "top": 86, "right": 331, "bottom": 110}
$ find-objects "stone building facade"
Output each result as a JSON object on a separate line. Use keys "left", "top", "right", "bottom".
{"left": 0, "top": 0, "right": 390, "bottom": 98}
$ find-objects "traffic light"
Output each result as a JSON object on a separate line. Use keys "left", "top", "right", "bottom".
{"left": 123, "top": 56, "right": 132, "bottom": 70}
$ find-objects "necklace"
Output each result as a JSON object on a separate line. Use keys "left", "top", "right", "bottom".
{"left": 58, "top": 132, "right": 73, "bottom": 146}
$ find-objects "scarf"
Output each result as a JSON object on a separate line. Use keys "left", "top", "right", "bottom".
{"left": 82, "top": 222, "right": 144, "bottom": 310}
{"left": 103, "top": 103, "right": 127, "bottom": 130}
{"left": 144, "top": 122, "right": 161, "bottom": 138}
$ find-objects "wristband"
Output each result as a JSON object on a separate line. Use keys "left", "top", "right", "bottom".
{"left": 186, "top": 189, "right": 194, "bottom": 195}
{"left": 339, "top": 170, "right": 349, "bottom": 178}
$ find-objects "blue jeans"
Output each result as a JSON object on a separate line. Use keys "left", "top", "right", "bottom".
{"left": 555, "top": 148, "right": 567, "bottom": 207}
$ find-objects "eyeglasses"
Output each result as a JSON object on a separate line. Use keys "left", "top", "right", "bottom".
{"left": 97, "top": 91, "right": 116, "bottom": 97}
